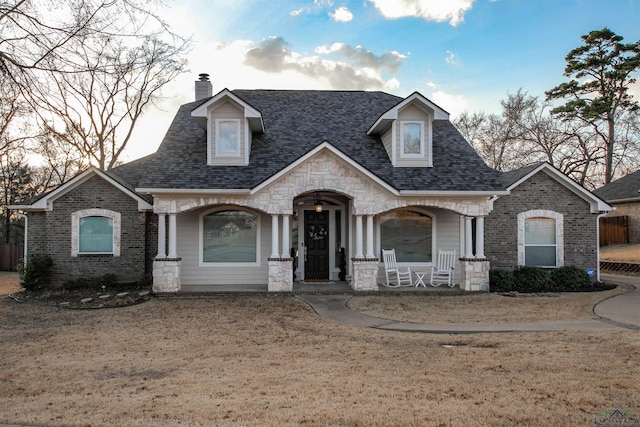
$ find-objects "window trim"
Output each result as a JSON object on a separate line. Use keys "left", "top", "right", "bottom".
{"left": 199, "top": 207, "right": 261, "bottom": 267}
{"left": 378, "top": 208, "right": 436, "bottom": 266}
{"left": 71, "top": 208, "right": 121, "bottom": 257}
{"left": 400, "top": 121, "right": 424, "bottom": 158}
{"left": 214, "top": 118, "right": 241, "bottom": 157}
{"left": 517, "top": 210, "right": 564, "bottom": 268}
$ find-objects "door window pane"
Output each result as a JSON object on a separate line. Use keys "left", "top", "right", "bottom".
{"left": 203, "top": 210, "right": 257, "bottom": 263}
{"left": 79, "top": 216, "right": 113, "bottom": 253}
{"left": 380, "top": 210, "right": 432, "bottom": 262}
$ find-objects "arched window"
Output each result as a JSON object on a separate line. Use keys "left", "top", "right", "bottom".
{"left": 518, "top": 210, "right": 564, "bottom": 268}
{"left": 201, "top": 209, "right": 259, "bottom": 264}
{"left": 380, "top": 210, "right": 433, "bottom": 262}
{"left": 71, "top": 208, "right": 121, "bottom": 256}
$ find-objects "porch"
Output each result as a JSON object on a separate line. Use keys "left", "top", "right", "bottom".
{"left": 168, "top": 281, "right": 466, "bottom": 296}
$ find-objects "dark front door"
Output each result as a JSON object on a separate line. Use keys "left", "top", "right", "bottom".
{"left": 304, "top": 210, "right": 330, "bottom": 281}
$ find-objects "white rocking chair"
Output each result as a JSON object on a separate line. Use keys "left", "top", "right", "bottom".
{"left": 430, "top": 250, "right": 456, "bottom": 287}
{"left": 382, "top": 249, "right": 413, "bottom": 287}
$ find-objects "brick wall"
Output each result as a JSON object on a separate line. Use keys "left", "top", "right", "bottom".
{"left": 486, "top": 170, "right": 600, "bottom": 271}
{"left": 602, "top": 201, "right": 640, "bottom": 244}
{"left": 28, "top": 175, "right": 149, "bottom": 286}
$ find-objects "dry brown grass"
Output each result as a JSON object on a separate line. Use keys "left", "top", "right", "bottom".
{"left": 600, "top": 243, "right": 640, "bottom": 263}
{"left": 347, "top": 285, "right": 630, "bottom": 324}
{"left": 1, "top": 275, "right": 639, "bottom": 427}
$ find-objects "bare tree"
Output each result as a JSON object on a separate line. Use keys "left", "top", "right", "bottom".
{"left": 1, "top": 0, "right": 190, "bottom": 169}
{"left": 34, "top": 34, "right": 188, "bottom": 169}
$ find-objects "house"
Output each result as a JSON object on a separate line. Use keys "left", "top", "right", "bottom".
{"left": 10, "top": 75, "right": 611, "bottom": 292}
{"left": 485, "top": 162, "right": 611, "bottom": 279}
{"left": 593, "top": 169, "right": 640, "bottom": 244}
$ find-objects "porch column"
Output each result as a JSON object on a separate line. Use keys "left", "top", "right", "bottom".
{"left": 365, "top": 215, "right": 375, "bottom": 258}
{"left": 271, "top": 214, "right": 279, "bottom": 258}
{"left": 355, "top": 215, "right": 364, "bottom": 258}
{"left": 475, "top": 216, "right": 485, "bottom": 259}
{"left": 157, "top": 214, "right": 166, "bottom": 259}
{"left": 154, "top": 212, "right": 181, "bottom": 293}
{"left": 464, "top": 216, "right": 474, "bottom": 259}
{"left": 168, "top": 213, "right": 177, "bottom": 258}
{"left": 281, "top": 214, "right": 290, "bottom": 258}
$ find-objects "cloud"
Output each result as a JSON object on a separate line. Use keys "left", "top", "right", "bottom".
{"left": 289, "top": 0, "right": 336, "bottom": 18}
{"left": 445, "top": 50, "right": 460, "bottom": 65}
{"left": 430, "top": 91, "right": 470, "bottom": 118}
{"left": 290, "top": 8, "right": 304, "bottom": 17}
{"left": 314, "top": 43, "right": 407, "bottom": 73}
{"left": 245, "top": 37, "right": 405, "bottom": 90}
{"left": 330, "top": 6, "right": 354, "bottom": 22}
{"left": 369, "top": 0, "right": 474, "bottom": 26}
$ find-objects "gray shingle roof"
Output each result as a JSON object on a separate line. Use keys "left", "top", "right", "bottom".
{"left": 499, "top": 162, "right": 546, "bottom": 187}
{"left": 593, "top": 169, "right": 640, "bottom": 202}
{"left": 125, "top": 90, "right": 504, "bottom": 193}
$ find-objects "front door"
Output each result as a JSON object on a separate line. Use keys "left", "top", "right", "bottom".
{"left": 304, "top": 210, "right": 330, "bottom": 281}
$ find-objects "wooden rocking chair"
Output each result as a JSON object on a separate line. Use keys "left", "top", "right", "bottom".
{"left": 381, "top": 249, "right": 413, "bottom": 287}
{"left": 430, "top": 250, "right": 456, "bottom": 287}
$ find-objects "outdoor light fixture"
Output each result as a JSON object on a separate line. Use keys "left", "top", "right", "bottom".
{"left": 314, "top": 192, "right": 323, "bottom": 213}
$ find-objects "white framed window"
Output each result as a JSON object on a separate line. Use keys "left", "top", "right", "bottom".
{"left": 200, "top": 208, "right": 260, "bottom": 266}
{"left": 71, "top": 208, "right": 121, "bottom": 257}
{"left": 215, "top": 119, "right": 241, "bottom": 157}
{"left": 379, "top": 209, "right": 434, "bottom": 263}
{"left": 517, "top": 210, "right": 564, "bottom": 268}
{"left": 400, "top": 121, "right": 424, "bottom": 157}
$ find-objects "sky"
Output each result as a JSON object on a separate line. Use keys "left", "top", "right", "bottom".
{"left": 123, "top": 0, "right": 640, "bottom": 162}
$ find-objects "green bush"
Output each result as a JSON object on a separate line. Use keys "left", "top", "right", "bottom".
{"left": 550, "top": 266, "right": 591, "bottom": 291}
{"left": 512, "top": 266, "right": 550, "bottom": 292}
{"left": 18, "top": 254, "right": 53, "bottom": 291}
{"left": 489, "top": 269, "right": 515, "bottom": 292}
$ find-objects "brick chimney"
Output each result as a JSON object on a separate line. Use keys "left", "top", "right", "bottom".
{"left": 195, "top": 73, "right": 212, "bottom": 101}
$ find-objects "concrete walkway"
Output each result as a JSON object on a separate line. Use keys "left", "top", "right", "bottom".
{"left": 297, "top": 274, "right": 640, "bottom": 333}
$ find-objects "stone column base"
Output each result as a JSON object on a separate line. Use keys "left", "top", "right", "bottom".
{"left": 351, "top": 258, "right": 379, "bottom": 291}
{"left": 459, "top": 258, "right": 490, "bottom": 292}
{"left": 153, "top": 258, "right": 182, "bottom": 293}
{"left": 268, "top": 258, "right": 293, "bottom": 292}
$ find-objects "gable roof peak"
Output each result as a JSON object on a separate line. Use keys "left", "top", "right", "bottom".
{"left": 368, "top": 91, "right": 449, "bottom": 135}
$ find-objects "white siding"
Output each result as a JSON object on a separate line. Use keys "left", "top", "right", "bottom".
{"left": 176, "top": 208, "right": 271, "bottom": 286}
{"left": 381, "top": 125, "right": 394, "bottom": 165}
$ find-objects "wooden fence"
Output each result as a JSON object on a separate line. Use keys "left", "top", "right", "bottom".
{"left": 599, "top": 216, "right": 629, "bottom": 246}
{"left": 0, "top": 243, "right": 23, "bottom": 271}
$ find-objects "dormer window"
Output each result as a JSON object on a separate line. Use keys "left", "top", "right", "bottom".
{"left": 401, "top": 121, "right": 424, "bottom": 157}
{"left": 191, "top": 88, "right": 265, "bottom": 166}
{"left": 216, "top": 119, "right": 241, "bottom": 157}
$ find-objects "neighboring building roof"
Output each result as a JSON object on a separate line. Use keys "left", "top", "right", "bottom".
{"left": 133, "top": 90, "right": 505, "bottom": 193}
{"left": 498, "top": 162, "right": 612, "bottom": 213}
{"left": 593, "top": 169, "right": 640, "bottom": 203}
{"left": 9, "top": 167, "right": 153, "bottom": 211}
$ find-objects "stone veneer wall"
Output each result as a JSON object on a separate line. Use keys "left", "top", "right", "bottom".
{"left": 28, "top": 176, "right": 149, "bottom": 286}
{"left": 485, "top": 171, "right": 600, "bottom": 272}
{"left": 602, "top": 201, "right": 640, "bottom": 244}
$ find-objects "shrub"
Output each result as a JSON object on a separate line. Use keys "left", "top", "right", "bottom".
{"left": 489, "top": 269, "right": 515, "bottom": 292}
{"left": 512, "top": 266, "right": 550, "bottom": 292}
{"left": 550, "top": 266, "right": 591, "bottom": 291}
{"left": 18, "top": 254, "right": 53, "bottom": 291}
